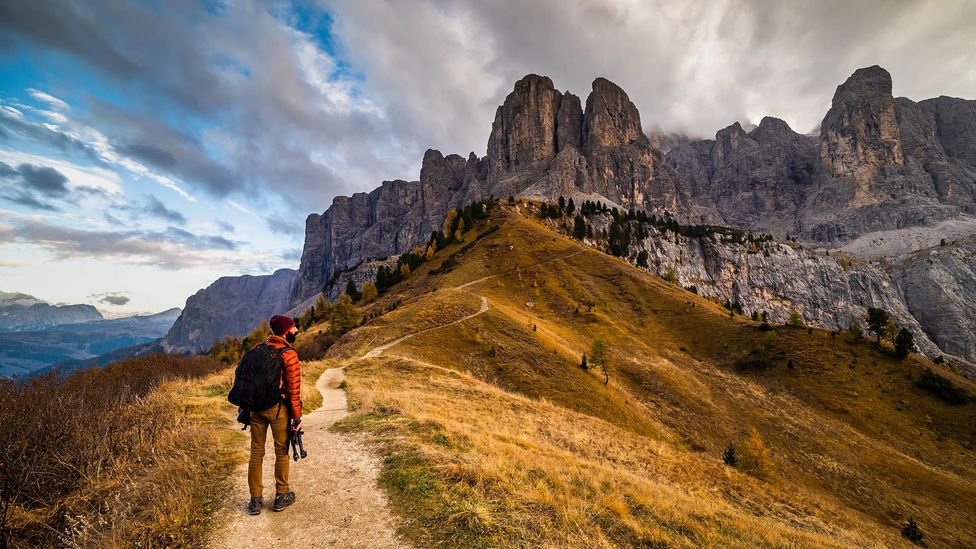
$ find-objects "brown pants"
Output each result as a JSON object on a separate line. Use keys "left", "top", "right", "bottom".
{"left": 248, "top": 403, "right": 289, "bottom": 498}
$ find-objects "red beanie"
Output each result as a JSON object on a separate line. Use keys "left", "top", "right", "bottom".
{"left": 269, "top": 315, "right": 295, "bottom": 336}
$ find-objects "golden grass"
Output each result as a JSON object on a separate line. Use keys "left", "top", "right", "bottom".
{"left": 326, "top": 206, "right": 976, "bottom": 548}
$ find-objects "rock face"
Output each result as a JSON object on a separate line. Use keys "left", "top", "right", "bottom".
{"left": 0, "top": 293, "right": 103, "bottom": 332}
{"left": 292, "top": 75, "right": 693, "bottom": 307}
{"left": 577, "top": 213, "right": 974, "bottom": 373}
{"left": 892, "top": 239, "right": 976, "bottom": 364}
{"left": 668, "top": 65, "right": 976, "bottom": 243}
{"left": 162, "top": 269, "right": 296, "bottom": 353}
{"left": 288, "top": 66, "right": 976, "bottom": 373}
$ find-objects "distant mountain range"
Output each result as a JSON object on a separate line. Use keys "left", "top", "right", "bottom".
{"left": 0, "top": 307, "right": 181, "bottom": 377}
{"left": 0, "top": 291, "right": 103, "bottom": 332}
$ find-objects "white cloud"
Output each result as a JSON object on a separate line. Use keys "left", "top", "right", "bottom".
{"left": 228, "top": 200, "right": 253, "bottom": 215}
{"left": 0, "top": 104, "right": 24, "bottom": 120}
{"left": 0, "top": 148, "right": 124, "bottom": 195}
{"left": 26, "top": 88, "right": 69, "bottom": 111}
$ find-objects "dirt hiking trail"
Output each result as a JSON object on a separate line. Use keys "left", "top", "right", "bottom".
{"left": 210, "top": 368, "right": 406, "bottom": 548}
{"left": 211, "top": 251, "right": 581, "bottom": 547}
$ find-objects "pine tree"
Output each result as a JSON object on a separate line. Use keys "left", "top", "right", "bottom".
{"left": 345, "top": 279, "right": 361, "bottom": 302}
{"left": 866, "top": 307, "right": 889, "bottom": 345}
{"left": 558, "top": 196, "right": 566, "bottom": 212}
{"left": 573, "top": 214, "right": 586, "bottom": 239}
{"left": 894, "top": 328, "right": 916, "bottom": 359}
{"left": 566, "top": 198, "right": 576, "bottom": 215}
{"left": 443, "top": 210, "right": 458, "bottom": 238}
{"left": 787, "top": 309, "right": 804, "bottom": 328}
{"left": 580, "top": 353, "right": 588, "bottom": 370}
{"left": 636, "top": 250, "right": 649, "bottom": 268}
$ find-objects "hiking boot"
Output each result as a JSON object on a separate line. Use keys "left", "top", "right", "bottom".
{"left": 272, "top": 491, "right": 296, "bottom": 512}
{"left": 247, "top": 496, "right": 263, "bottom": 515}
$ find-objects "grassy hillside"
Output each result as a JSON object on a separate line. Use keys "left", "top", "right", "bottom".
{"left": 322, "top": 203, "right": 975, "bottom": 548}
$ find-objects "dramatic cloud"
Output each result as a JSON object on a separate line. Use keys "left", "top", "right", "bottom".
{"left": 0, "top": 0, "right": 407, "bottom": 216}
{"left": 0, "top": 161, "right": 70, "bottom": 211}
{"left": 2, "top": 0, "right": 975, "bottom": 226}
{"left": 0, "top": 211, "right": 257, "bottom": 269}
{"left": 328, "top": 0, "right": 976, "bottom": 143}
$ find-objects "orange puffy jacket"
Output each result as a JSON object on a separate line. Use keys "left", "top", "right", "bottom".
{"left": 264, "top": 334, "right": 302, "bottom": 419}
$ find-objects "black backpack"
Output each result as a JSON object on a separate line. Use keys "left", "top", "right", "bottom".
{"left": 228, "top": 343, "right": 288, "bottom": 413}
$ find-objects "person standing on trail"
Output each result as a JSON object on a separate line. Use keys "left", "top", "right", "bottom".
{"left": 246, "top": 314, "right": 303, "bottom": 515}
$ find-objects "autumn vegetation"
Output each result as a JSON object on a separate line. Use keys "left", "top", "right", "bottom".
{"left": 0, "top": 354, "right": 233, "bottom": 547}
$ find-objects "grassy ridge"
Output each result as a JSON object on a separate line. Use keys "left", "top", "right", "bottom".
{"left": 330, "top": 205, "right": 976, "bottom": 548}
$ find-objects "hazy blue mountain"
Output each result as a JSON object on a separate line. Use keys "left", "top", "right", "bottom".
{"left": 0, "top": 308, "right": 180, "bottom": 377}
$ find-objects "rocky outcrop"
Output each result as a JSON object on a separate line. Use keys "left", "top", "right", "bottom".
{"left": 289, "top": 67, "right": 976, "bottom": 372}
{"left": 892, "top": 239, "right": 976, "bottom": 365}
{"left": 162, "top": 269, "right": 296, "bottom": 353}
{"left": 667, "top": 117, "right": 817, "bottom": 232}
{"left": 820, "top": 65, "right": 905, "bottom": 188}
{"left": 289, "top": 150, "right": 478, "bottom": 307}
{"left": 292, "top": 74, "right": 696, "bottom": 307}
{"left": 577, "top": 213, "right": 975, "bottom": 374}
{"left": 668, "top": 65, "right": 976, "bottom": 244}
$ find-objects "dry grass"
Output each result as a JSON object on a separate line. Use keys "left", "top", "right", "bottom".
{"left": 326, "top": 206, "right": 976, "bottom": 548}
{"left": 0, "top": 355, "right": 239, "bottom": 548}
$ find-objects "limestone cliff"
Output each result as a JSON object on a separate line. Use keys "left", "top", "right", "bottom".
{"left": 161, "top": 268, "right": 296, "bottom": 353}
{"left": 668, "top": 65, "right": 976, "bottom": 243}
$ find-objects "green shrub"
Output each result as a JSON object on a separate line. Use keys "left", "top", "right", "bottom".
{"left": 915, "top": 370, "right": 970, "bottom": 405}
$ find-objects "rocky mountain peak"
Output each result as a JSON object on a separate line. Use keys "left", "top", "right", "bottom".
{"left": 487, "top": 73, "right": 561, "bottom": 174}
{"left": 750, "top": 116, "right": 795, "bottom": 143}
{"left": 420, "top": 149, "right": 466, "bottom": 191}
{"left": 820, "top": 65, "right": 904, "bottom": 187}
{"left": 582, "top": 77, "right": 647, "bottom": 151}
{"left": 837, "top": 65, "right": 893, "bottom": 98}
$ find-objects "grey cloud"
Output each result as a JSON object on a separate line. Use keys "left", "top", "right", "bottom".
{"left": 0, "top": 213, "right": 247, "bottom": 269}
{"left": 0, "top": 161, "right": 70, "bottom": 211}
{"left": 280, "top": 247, "right": 302, "bottom": 262}
{"left": 0, "top": 106, "right": 102, "bottom": 162}
{"left": 328, "top": 0, "right": 976, "bottom": 143}
{"left": 144, "top": 195, "right": 187, "bottom": 225}
{"left": 263, "top": 213, "right": 304, "bottom": 236}
{"left": 216, "top": 220, "right": 236, "bottom": 233}
{"left": 98, "top": 294, "right": 130, "bottom": 306}
{"left": 117, "top": 142, "right": 177, "bottom": 169}
{"left": 16, "top": 163, "right": 68, "bottom": 195}
{"left": 110, "top": 195, "right": 188, "bottom": 225}
{"left": 163, "top": 226, "right": 238, "bottom": 251}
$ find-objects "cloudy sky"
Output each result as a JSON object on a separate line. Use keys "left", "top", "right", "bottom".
{"left": 1, "top": 0, "right": 974, "bottom": 314}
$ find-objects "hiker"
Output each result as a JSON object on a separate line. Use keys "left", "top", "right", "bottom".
{"left": 245, "top": 314, "right": 303, "bottom": 515}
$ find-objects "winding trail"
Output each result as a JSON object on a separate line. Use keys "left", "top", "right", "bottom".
{"left": 210, "top": 250, "right": 582, "bottom": 547}
{"left": 210, "top": 369, "right": 405, "bottom": 548}
{"left": 361, "top": 296, "right": 488, "bottom": 359}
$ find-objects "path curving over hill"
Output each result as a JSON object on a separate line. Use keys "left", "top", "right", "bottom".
{"left": 209, "top": 368, "right": 406, "bottom": 549}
